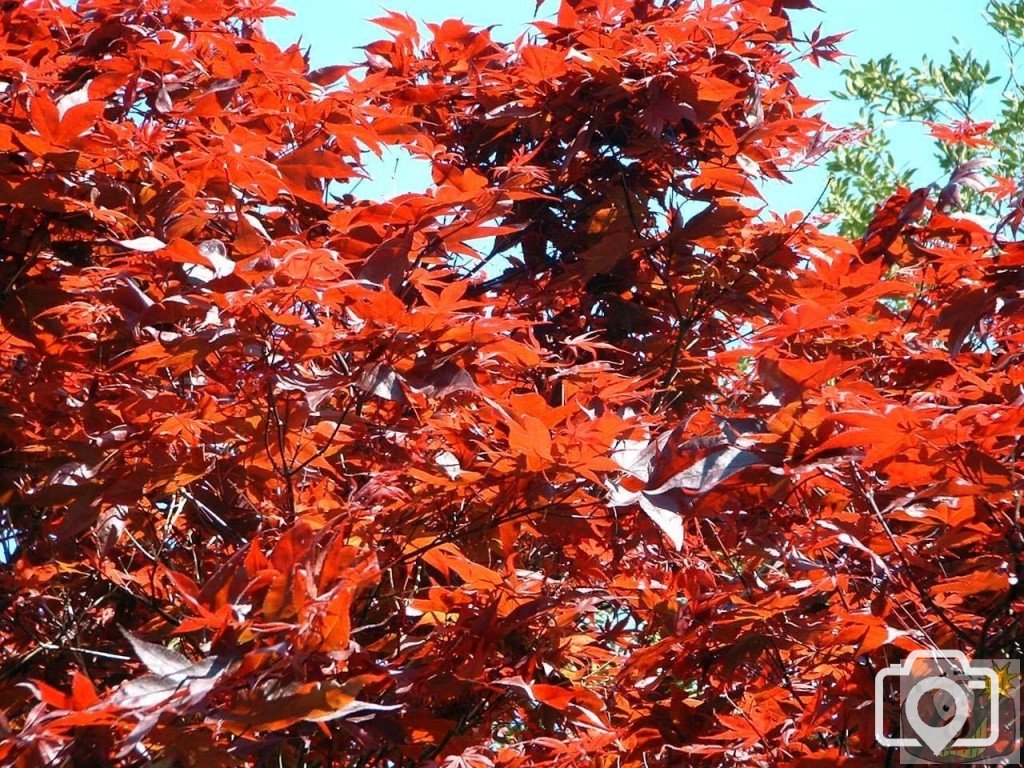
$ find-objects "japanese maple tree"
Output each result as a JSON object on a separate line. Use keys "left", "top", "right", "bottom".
{"left": 0, "top": 0, "right": 1021, "bottom": 767}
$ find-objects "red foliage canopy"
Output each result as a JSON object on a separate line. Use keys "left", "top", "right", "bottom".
{"left": 0, "top": 0, "right": 1020, "bottom": 766}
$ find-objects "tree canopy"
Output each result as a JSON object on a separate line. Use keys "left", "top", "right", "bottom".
{"left": 0, "top": 1, "right": 1021, "bottom": 766}
{"left": 826, "top": 0, "right": 1024, "bottom": 234}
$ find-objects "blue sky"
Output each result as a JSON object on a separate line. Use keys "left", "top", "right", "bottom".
{"left": 264, "top": 1, "right": 1002, "bottom": 214}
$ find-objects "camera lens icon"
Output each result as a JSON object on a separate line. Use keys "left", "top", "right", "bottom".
{"left": 906, "top": 672, "right": 977, "bottom": 753}
{"left": 876, "top": 650, "right": 1000, "bottom": 757}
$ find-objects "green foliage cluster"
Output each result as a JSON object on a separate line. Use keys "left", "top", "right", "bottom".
{"left": 826, "top": 0, "right": 1024, "bottom": 235}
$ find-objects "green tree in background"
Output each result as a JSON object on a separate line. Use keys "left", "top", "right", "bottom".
{"left": 826, "top": 0, "right": 1024, "bottom": 235}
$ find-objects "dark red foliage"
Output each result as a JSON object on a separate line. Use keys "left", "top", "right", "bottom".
{"left": 0, "top": 1, "right": 1021, "bottom": 766}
